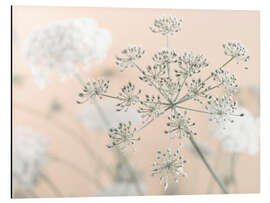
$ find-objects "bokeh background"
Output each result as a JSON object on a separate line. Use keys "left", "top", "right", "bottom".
{"left": 12, "top": 6, "right": 260, "bottom": 197}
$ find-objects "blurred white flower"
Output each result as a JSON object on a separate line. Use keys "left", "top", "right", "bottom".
{"left": 12, "top": 127, "right": 48, "bottom": 193}
{"left": 77, "top": 101, "right": 141, "bottom": 131}
{"left": 24, "top": 18, "right": 112, "bottom": 88}
{"left": 210, "top": 107, "right": 259, "bottom": 155}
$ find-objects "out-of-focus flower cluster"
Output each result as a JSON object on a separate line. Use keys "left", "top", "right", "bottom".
{"left": 24, "top": 18, "right": 111, "bottom": 88}
{"left": 12, "top": 127, "right": 48, "bottom": 193}
{"left": 210, "top": 107, "right": 259, "bottom": 155}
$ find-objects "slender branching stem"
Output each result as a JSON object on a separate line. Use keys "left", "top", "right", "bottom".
{"left": 189, "top": 136, "right": 229, "bottom": 194}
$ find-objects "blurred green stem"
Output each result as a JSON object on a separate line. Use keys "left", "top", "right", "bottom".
{"left": 14, "top": 102, "right": 113, "bottom": 176}
{"left": 190, "top": 136, "right": 228, "bottom": 194}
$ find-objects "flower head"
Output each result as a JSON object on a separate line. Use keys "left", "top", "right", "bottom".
{"left": 150, "top": 16, "right": 183, "bottom": 36}
{"left": 77, "top": 79, "right": 109, "bottom": 103}
{"left": 223, "top": 41, "right": 250, "bottom": 64}
{"left": 206, "top": 94, "right": 238, "bottom": 123}
{"left": 152, "top": 148, "right": 187, "bottom": 190}
{"left": 165, "top": 111, "right": 196, "bottom": 140}
{"left": 12, "top": 127, "right": 48, "bottom": 193}
{"left": 138, "top": 95, "right": 163, "bottom": 122}
{"left": 152, "top": 49, "right": 178, "bottom": 66}
{"left": 212, "top": 69, "right": 239, "bottom": 94}
{"left": 107, "top": 121, "right": 140, "bottom": 151}
{"left": 116, "top": 82, "right": 142, "bottom": 112}
{"left": 210, "top": 107, "right": 259, "bottom": 154}
{"left": 116, "top": 45, "right": 145, "bottom": 71}
{"left": 176, "top": 52, "right": 209, "bottom": 77}
{"left": 24, "top": 18, "right": 111, "bottom": 88}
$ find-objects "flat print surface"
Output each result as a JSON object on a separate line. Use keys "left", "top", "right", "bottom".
{"left": 12, "top": 6, "right": 260, "bottom": 198}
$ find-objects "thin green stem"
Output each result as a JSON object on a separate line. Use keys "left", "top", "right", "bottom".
{"left": 39, "top": 173, "right": 63, "bottom": 197}
{"left": 14, "top": 102, "right": 113, "bottom": 176}
{"left": 48, "top": 154, "right": 104, "bottom": 189}
{"left": 189, "top": 136, "right": 228, "bottom": 194}
{"left": 175, "top": 105, "right": 212, "bottom": 115}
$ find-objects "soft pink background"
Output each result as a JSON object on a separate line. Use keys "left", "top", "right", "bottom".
{"left": 12, "top": 6, "right": 260, "bottom": 197}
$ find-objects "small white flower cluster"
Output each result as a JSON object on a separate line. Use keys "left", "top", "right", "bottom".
{"left": 223, "top": 41, "right": 250, "bottom": 64}
{"left": 213, "top": 69, "right": 239, "bottom": 94}
{"left": 24, "top": 18, "right": 111, "bottom": 88}
{"left": 177, "top": 52, "right": 209, "bottom": 76}
{"left": 206, "top": 94, "right": 238, "bottom": 123}
{"left": 116, "top": 82, "right": 142, "bottom": 112}
{"left": 12, "top": 127, "right": 48, "bottom": 193}
{"left": 115, "top": 45, "right": 145, "bottom": 71}
{"left": 210, "top": 107, "right": 259, "bottom": 155}
{"left": 77, "top": 79, "right": 110, "bottom": 104}
{"left": 77, "top": 101, "right": 141, "bottom": 131}
{"left": 152, "top": 148, "right": 187, "bottom": 190}
{"left": 165, "top": 111, "right": 196, "bottom": 139}
{"left": 107, "top": 121, "right": 141, "bottom": 151}
{"left": 150, "top": 15, "right": 183, "bottom": 36}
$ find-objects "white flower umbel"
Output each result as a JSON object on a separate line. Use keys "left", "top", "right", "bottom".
{"left": 150, "top": 15, "right": 183, "bottom": 36}
{"left": 223, "top": 41, "right": 250, "bottom": 64}
{"left": 152, "top": 148, "right": 187, "bottom": 190}
{"left": 206, "top": 94, "right": 239, "bottom": 123}
{"left": 107, "top": 121, "right": 141, "bottom": 151}
{"left": 77, "top": 100, "right": 141, "bottom": 131}
{"left": 210, "top": 107, "right": 259, "bottom": 155}
{"left": 76, "top": 15, "right": 250, "bottom": 192}
{"left": 24, "top": 18, "right": 112, "bottom": 88}
{"left": 12, "top": 127, "right": 48, "bottom": 193}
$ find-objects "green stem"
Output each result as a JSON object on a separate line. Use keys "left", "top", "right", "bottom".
{"left": 39, "top": 173, "right": 63, "bottom": 197}
{"left": 189, "top": 136, "right": 228, "bottom": 194}
{"left": 14, "top": 102, "right": 113, "bottom": 176}
{"left": 48, "top": 154, "right": 104, "bottom": 189}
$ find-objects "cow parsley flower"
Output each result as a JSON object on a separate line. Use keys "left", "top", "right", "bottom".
{"left": 150, "top": 15, "right": 183, "bottom": 36}
{"left": 77, "top": 101, "right": 141, "bottom": 130}
{"left": 77, "top": 79, "right": 109, "bottom": 103}
{"left": 107, "top": 121, "right": 141, "bottom": 151}
{"left": 24, "top": 18, "right": 111, "bottom": 88}
{"left": 152, "top": 148, "right": 187, "bottom": 190}
{"left": 210, "top": 107, "right": 259, "bottom": 154}
{"left": 152, "top": 49, "right": 178, "bottom": 66}
{"left": 206, "top": 95, "right": 238, "bottom": 123}
{"left": 165, "top": 111, "right": 196, "bottom": 140}
{"left": 138, "top": 95, "right": 163, "bottom": 122}
{"left": 212, "top": 69, "right": 239, "bottom": 94}
{"left": 76, "top": 15, "right": 252, "bottom": 191}
{"left": 223, "top": 41, "right": 250, "bottom": 64}
{"left": 176, "top": 52, "right": 209, "bottom": 77}
{"left": 116, "top": 82, "right": 142, "bottom": 112}
{"left": 115, "top": 45, "right": 145, "bottom": 71}
{"left": 12, "top": 127, "right": 48, "bottom": 193}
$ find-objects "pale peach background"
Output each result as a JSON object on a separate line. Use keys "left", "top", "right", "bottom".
{"left": 12, "top": 6, "right": 260, "bottom": 197}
